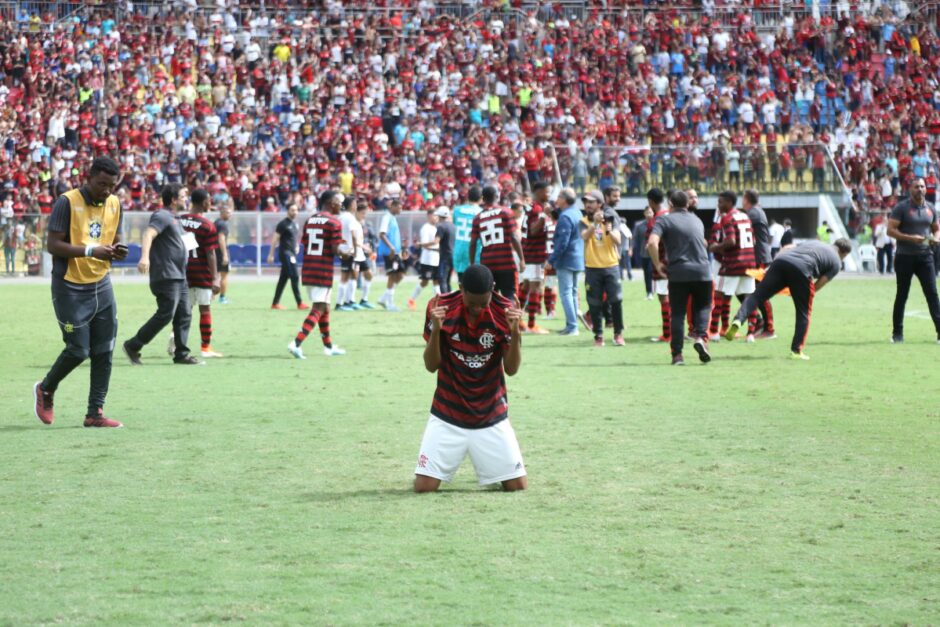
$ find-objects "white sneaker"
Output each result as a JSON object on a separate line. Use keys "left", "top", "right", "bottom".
{"left": 287, "top": 341, "right": 305, "bottom": 360}
{"left": 745, "top": 333, "right": 756, "bottom": 343}
{"left": 166, "top": 333, "right": 176, "bottom": 356}
{"left": 324, "top": 346, "right": 346, "bottom": 356}
{"left": 200, "top": 347, "right": 224, "bottom": 358}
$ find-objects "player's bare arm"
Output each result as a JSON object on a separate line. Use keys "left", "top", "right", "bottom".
{"left": 208, "top": 248, "right": 220, "bottom": 294}
{"left": 468, "top": 234, "right": 478, "bottom": 265}
{"left": 423, "top": 298, "right": 446, "bottom": 373}
{"left": 511, "top": 232, "right": 525, "bottom": 272}
{"left": 47, "top": 230, "right": 121, "bottom": 262}
{"left": 218, "top": 231, "right": 229, "bottom": 264}
{"left": 647, "top": 233, "right": 666, "bottom": 277}
{"left": 504, "top": 305, "right": 523, "bottom": 376}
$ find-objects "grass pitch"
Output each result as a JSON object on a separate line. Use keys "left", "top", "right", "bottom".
{"left": 1, "top": 276, "right": 938, "bottom": 624}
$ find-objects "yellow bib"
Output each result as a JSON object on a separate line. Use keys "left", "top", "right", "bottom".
{"left": 64, "top": 189, "right": 121, "bottom": 284}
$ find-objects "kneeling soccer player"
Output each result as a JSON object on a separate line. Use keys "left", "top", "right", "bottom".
{"left": 414, "top": 264, "right": 528, "bottom": 492}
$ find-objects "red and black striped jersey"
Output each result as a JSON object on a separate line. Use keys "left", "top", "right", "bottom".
{"left": 521, "top": 203, "right": 548, "bottom": 264}
{"left": 423, "top": 290, "right": 514, "bottom": 429}
{"left": 179, "top": 213, "right": 218, "bottom": 288}
{"left": 471, "top": 205, "right": 518, "bottom": 272}
{"left": 544, "top": 220, "right": 556, "bottom": 276}
{"left": 646, "top": 208, "right": 669, "bottom": 280}
{"left": 718, "top": 210, "right": 756, "bottom": 276}
{"left": 301, "top": 212, "right": 341, "bottom": 287}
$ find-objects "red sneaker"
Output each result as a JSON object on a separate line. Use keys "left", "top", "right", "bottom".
{"left": 612, "top": 334, "right": 625, "bottom": 346}
{"left": 33, "top": 381, "right": 54, "bottom": 425}
{"left": 271, "top": 304, "right": 286, "bottom": 310}
{"left": 297, "top": 302, "right": 310, "bottom": 310}
{"left": 83, "top": 409, "right": 123, "bottom": 428}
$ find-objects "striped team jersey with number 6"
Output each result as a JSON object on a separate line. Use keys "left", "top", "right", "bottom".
{"left": 301, "top": 212, "right": 342, "bottom": 287}
{"left": 718, "top": 209, "right": 756, "bottom": 276}
{"left": 470, "top": 205, "right": 517, "bottom": 272}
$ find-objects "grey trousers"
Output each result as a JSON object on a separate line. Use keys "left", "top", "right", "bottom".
{"left": 127, "top": 279, "right": 192, "bottom": 360}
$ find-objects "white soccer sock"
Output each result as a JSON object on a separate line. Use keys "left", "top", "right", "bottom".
{"left": 343, "top": 280, "right": 354, "bottom": 304}
{"left": 433, "top": 284, "right": 441, "bottom": 295}
{"left": 360, "top": 279, "right": 371, "bottom": 302}
{"left": 382, "top": 287, "right": 394, "bottom": 304}
{"left": 411, "top": 284, "right": 423, "bottom": 300}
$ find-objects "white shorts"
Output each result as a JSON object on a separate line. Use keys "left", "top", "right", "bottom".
{"left": 653, "top": 279, "right": 669, "bottom": 296}
{"left": 544, "top": 275, "right": 557, "bottom": 289}
{"left": 520, "top": 264, "right": 545, "bottom": 282}
{"left": 306, "top": 286, "right": 333, "bottom": 304}
{"left": 717, "top": 275, "right": 755, "bottom": 296}
{"left": 189, "top": 287, "right": 213, "bottom": 306}
{"left": 415, "top": 414, "right": 526, "bottom": 485}
{"left": 710, "top": 258, "right": 721, "bottom": 280}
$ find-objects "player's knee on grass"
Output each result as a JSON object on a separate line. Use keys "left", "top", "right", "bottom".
{"left": 501, "top": 476, "right": 527, "bottom": 491}
{"left": 414, "top": 475, "right": 441, "bottom": 493}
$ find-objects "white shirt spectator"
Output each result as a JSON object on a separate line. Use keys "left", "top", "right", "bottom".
{"left": 419, "top": 221, "right": 440, "bottom": 266}
{"left": 769, "top": 221, "right": 785, "bottom": 248}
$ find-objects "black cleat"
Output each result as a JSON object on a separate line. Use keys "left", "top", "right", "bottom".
{"left": 122, "top": 341, "right": 142, "bottom": 366}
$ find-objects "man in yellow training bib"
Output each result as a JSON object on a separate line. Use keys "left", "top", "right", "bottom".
{"left": 33, "top": 157, "right": 128, "bottom": 428}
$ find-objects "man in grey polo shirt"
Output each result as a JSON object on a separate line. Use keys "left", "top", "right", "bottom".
{"left": 647, "top": 190, "right": 713, "bottom": 365}
{"left": 886, "top": 177, "right": 940, "bottom": 343}
{"left": 726, "top": 238, "right": 852, "bottom": 360}
{"left": 123, "top": 183, "right": 201, "bottom": 365}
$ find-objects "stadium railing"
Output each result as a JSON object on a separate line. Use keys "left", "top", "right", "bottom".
{"left": 5, "top": 210, "right": 445, "bottom": 277}
{"left": 551, "top": 143, "right": 847, "bottom": 198}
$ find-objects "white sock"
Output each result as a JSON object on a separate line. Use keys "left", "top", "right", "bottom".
{"left": 433, "top": 284, "right": 441, "bottom": 295}
{"left": 344, "top": 280, "right": 354, "bottom": 304}
{"left": 382, "top": 287, "right": 394, "bottom": 304}
{"left": 411, "top": 284, "right": 423, "bottom": 300}
{"left": 360, "top": 279, "right": 371, "bottom": 302}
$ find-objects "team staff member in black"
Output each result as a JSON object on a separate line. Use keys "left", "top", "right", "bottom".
{"left": 214, "top": 203, "right": 232, "bottom": 304}
{"left": 123, "top": 183, "right": 201, "bottom": 365}
{"left": 743, "top": 189, "right": 776, "bottom": 337}
{"left": 647, "top": 190, "right": 713, "bottom": 365}
{"left": 33, "top": 156, "right": 128, "bottom": 428}
{"left": 726, "top": 239, "right": 852, "bottom": 359}
{"left": 887, "top": 177, "right": 940, "bottom": 343}
{"left": 267, "top": 203, "right": 307, "bottom": 310}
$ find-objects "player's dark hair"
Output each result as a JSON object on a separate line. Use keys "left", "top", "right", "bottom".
{"left": 481, "top": 185, "right": 499, "bottom": 205}
{"left": 647, "top": 187, "right": 665, "bottom": 204}
{"left": 603, "top": 186, "right": 620, "bottom": 197}
{"left": 783, "top": 218, "right": 792, "bottom": 227}
{"left": 669, "top": 190, "right": 688, "bottom": 209}
{"left": 89, "top": 156, "right": 120, "bottom": 177}
{"left": 744, "top": 189, "right": 759, "bottom": 206}
{"left": 718, "top": 190, "right": 737, "bottom": 206}
{"left": 342, "top": 195, "right": 355, "bottom": 211}
{"left": 468, "top": 185, "right": 482, "bottom": 202}
{"left": 533, "top": 181, "right": 549, "bottom": 193}
{"left": 162, "top": 183, "right": 183, "bottom": 208}
{"left": 319, "top": 190, "right": 336, "bottom": 209}
{"left": 190, "top": 188, "right": 209, "bottom": 208}
{"left": 462, "top": 264, "right": 494, "bottom": 295}
{"left": 834, "top": 238, "right": 852, "bottom": 255}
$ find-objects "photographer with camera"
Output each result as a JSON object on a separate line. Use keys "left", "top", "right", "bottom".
{"left": 580, "top": 190, "right": 624, "bottom": 346}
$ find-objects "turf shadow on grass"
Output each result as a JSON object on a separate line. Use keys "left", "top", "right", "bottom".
{"left": 299, "top": 486, "right": 504, "bottom": 502}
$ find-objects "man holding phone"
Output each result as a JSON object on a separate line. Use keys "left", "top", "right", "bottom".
{"left": 33, "top": 157, "right": 128, "bottom": 427}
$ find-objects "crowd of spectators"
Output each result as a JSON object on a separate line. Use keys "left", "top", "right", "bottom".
{"left": 0, "top": 0, "right": 936, "bottom": 237}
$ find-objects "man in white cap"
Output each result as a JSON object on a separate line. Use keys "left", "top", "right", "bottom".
{"left": 434, "top": 205, "right": 456, "bottom": 293}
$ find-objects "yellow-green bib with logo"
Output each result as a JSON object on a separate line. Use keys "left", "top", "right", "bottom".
{"left": 64, "top": 189, "right": 121, "bottom": 284}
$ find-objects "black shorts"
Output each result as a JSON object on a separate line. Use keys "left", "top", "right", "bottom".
{"left": 357, "top": 259, "right": 372, "bottom": 273}
{"left": 51, "top": 278, "right": 117, "bottom": 356}
{"left": 384, "top": 255, "right": 404, "bottom": 274}
{"left": 340, "top": 256, "right": 355, "bottom": 272}
{"left": 492, "top": 269, "right": 518, "bottom": 303}
{"left": 419, "top": 263, "right": 439, "bottom": 281}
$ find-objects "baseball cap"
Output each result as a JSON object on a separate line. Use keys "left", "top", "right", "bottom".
{"left": 582, "top": 190, "right": 604, "bottom": 203}
{"left": 434, "top": 206, "right": 450, "bottom": 218}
